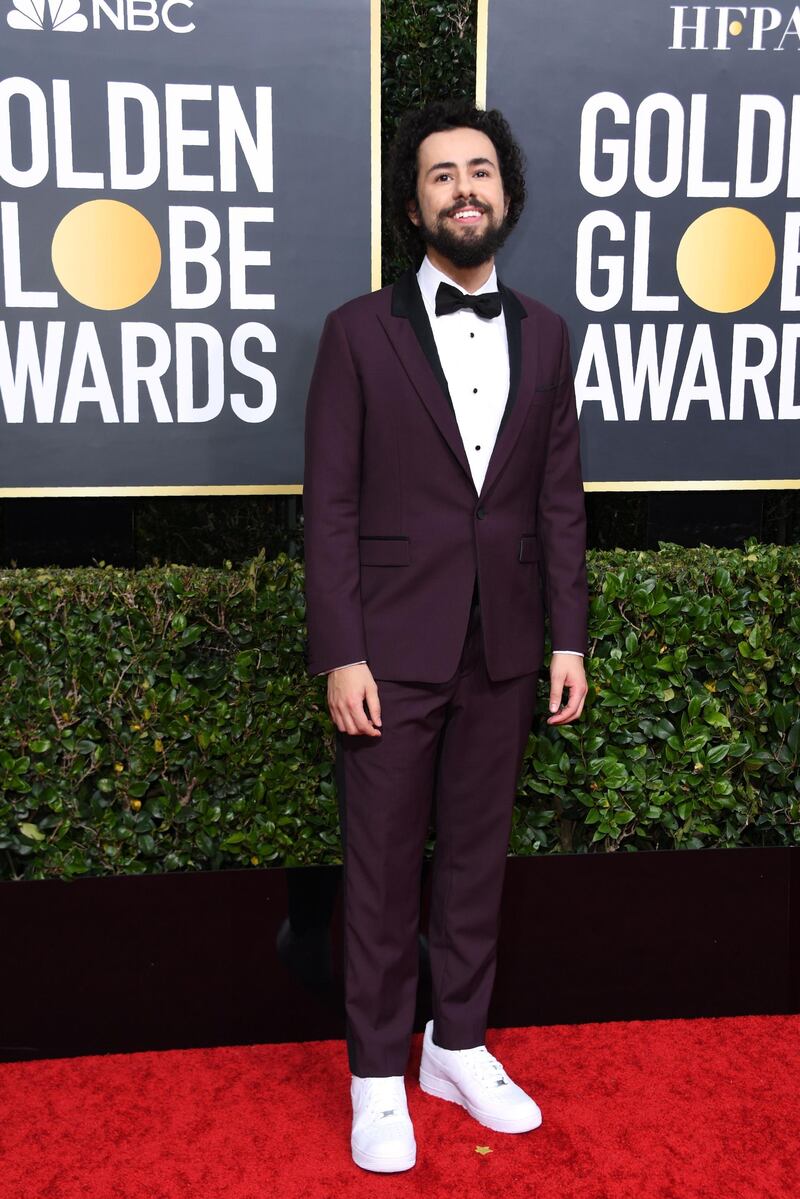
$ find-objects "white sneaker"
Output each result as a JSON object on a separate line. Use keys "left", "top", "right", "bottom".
{"left": 419, "top": 1019, "right": 542, "bottom": 1133}
{"left": 350, "top": 1074, "right": 417, "bottom": 1172}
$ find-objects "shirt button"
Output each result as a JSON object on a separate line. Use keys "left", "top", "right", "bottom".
{"left": 475, "top": 444, "right": 481, "bottom": 450}
{"left": 473, "top": 387, "right": 478, "bottom": 394}
{"left": 470, "top": 332, "right": 475, "bottom": 338}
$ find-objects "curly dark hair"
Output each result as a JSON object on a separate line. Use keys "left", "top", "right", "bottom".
{"left": 386, "top": 99, "right": 527, "bottom": 266}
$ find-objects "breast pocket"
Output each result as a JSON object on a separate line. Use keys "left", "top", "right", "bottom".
{"left": 359, "top": 536, "right": 410, "bottom": 566}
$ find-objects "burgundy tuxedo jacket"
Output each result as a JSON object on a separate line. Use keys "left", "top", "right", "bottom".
{"left": 303, "top": 267, "right": 589, "bottom": 684}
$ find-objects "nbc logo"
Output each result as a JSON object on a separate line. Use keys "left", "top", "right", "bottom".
{"left": 7, "top": 0, "right": 87, "bottom": 30}
{"left": 6, "top": 0, "right": 195, "bottom": 32}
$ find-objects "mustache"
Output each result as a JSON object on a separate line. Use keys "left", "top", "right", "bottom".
{"left": 442, "top": 199, "right": 491, "bottom": 218}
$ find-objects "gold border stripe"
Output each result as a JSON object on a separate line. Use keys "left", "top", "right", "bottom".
{"left": 476, "top": 0, "right": 489, "bottom": 108}
{"left": 370, "top": 0, "right": 382, "bottom": 290}
{"left": 0, "top": 485, "right": 303, "bottom": 498}
{"left": 585, "top": 479, "right": 800, "bottom": 492}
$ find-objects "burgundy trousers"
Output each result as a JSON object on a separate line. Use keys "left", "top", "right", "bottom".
{"left": 334, "top": 584, "right": 540, "bottom": 1077}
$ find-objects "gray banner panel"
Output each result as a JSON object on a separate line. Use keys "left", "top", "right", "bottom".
{"left": 0, "top": 0, "right": 373, "bottom": 491}
{"left": 486, "top": 0, "right": 800, "bottom": 487}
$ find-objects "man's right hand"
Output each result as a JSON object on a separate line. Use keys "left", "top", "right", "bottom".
{"left": 327, "top": 664, "right": 382, "bottom": 736}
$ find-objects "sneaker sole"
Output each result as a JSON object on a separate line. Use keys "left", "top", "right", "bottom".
{"left": 419, "top": 1063, "right": 543, "bottom": 1134}
{"left": 351, "top": 1142, "right": 416, "bottom": 1173}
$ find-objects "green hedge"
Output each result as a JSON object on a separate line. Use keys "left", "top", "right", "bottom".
{"left": 1, "top": 541, "right": 798, "bottom": 880}
{"left": 518, "top": 541, "right": 800, "bottom": 855}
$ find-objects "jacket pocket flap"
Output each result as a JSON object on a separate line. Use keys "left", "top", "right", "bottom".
{"left": 359, "top": 536, "right": 410, "bottom": 566}
{"left": 519, "top": 535, "right": 540, "bottom": 563}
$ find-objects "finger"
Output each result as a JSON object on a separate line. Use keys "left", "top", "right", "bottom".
{"left": 330, "top": 708, "right": 349, "bottom": 735}
{"left": 349, "top": 699, "right": 381, "bottom": 737}
{"left": 547, "top": 706, "right": 569, "bottom": 724}
{"left": 548, "top": 687, "right": 588, "bottom": 724}
{"left": 559, "top": 695, "right": 582, "bottom": 721}
{"left": 327, "top": 701, "right": 344, "bottom": 733}
{"left": 332, "top": 694, "right": 361, "bottom": 736}
{"left": 365, "top": 682, "right": 382, "bottom": 728}
{"left": 340, "top": 707, "right": 360, "bottom": 736}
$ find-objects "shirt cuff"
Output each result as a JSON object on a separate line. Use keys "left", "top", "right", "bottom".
{"left": 317, "top": 660, "right": 367, "bottom": 675}
{"left": 552, "top": 650, "right": 584, "bottom": 656}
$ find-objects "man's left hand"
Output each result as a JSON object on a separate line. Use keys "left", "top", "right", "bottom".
{"left": 547, "top": 653, "right": 588, "bottom": 724}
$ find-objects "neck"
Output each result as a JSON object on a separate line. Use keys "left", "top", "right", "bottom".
{"left": 424, "top": 248, "right": 495, "bottom": 294}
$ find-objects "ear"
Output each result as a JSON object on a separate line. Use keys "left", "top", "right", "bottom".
{"left": 406, "top": 198, "right": 421, "bottom": 228}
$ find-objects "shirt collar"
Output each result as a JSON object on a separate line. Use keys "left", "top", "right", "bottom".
{"left": 416, "top": 254, "right": 499, "bottom": 312}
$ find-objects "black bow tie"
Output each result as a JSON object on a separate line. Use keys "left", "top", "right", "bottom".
{"left": 435, "top": 281, "right": 502, "bottom": 319}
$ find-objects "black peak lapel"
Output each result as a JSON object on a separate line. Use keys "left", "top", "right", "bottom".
{"left": 497, "top": 282, "right": 526, "bottom": 438}
{"left": 478, "top": 282, "right": 537, "bottom": 503}
{"left": 390, "top": 268, "right": 453, "bottom": 409}
{"left": 381, "top": 268, "right": 476, "bottom": 491}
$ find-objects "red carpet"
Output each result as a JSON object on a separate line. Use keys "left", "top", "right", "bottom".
{"left": 1, "top": 1015, "right": 798, "bottom": 1199}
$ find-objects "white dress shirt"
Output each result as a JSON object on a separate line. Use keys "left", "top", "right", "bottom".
{"left": 416, "top": 255, "right": 509, "bottom": 497}
{"left": 319, "top": 255, "right": 583, "bottom": 673}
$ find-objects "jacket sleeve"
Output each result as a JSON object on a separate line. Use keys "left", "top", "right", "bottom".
{"left": 536, "top": 316, "right": 590, "bottom": 657}
{"left": 303, "top": 309, "right": 369, "bottom": 677}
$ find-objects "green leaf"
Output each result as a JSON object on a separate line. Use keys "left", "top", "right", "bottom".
{"left": 706, "top": 744, "right": 730, "bottom": 765}
{"left": 19, "top": 822, "right": 45, "bottom": 842}
{"left": 600, "top": 761, "right": 629, "bottom": 789}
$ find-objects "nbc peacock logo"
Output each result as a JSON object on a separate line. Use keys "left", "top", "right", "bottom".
{"left": 6, "top": 0, "right": 195, "bottom": 31}
{"left": 6, "top": 0, "right": 88, "bottom": 31}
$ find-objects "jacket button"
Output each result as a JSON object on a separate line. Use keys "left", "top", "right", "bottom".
{"left": 476, "top": 507, "right": 487, "bottom": 520}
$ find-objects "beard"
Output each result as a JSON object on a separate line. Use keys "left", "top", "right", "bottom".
{"left": 417, "top": 198, "right": 512, "bottom": 269}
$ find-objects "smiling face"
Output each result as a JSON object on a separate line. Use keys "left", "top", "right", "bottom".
{"left": 407, "top": 126, "right": 511, "bottom": 272}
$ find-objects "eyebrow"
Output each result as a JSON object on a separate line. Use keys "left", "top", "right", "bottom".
{"left": 425, "top": 157, "right": 496, "bottom": 176}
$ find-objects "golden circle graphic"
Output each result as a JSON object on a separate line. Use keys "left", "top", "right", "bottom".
{"left": 676, "top": 207, "right": 775, "bottom": 313}
{"left": 729, "top": 19, "right": 743, "bottom": 35}
{"left": 51, "top": 200, "right": 161, "bottom": 310}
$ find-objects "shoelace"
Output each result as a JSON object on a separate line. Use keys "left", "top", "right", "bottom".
{"left": 360, "top": 1078, "right": 409, "bottom": 1125}
{"left": 458, "top": 1045, "right": 510, "bottom": 1088}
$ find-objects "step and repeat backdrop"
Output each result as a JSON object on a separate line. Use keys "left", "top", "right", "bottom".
{"left": 484, "top": 0, "right": 800, "bottom": 488}
{"left": 0, "top": 0, "right": 375, "bottom": 493}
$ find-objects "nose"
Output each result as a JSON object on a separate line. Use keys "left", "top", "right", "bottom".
{"left": 452, "top": 167, "right": 472, "bottom": 199}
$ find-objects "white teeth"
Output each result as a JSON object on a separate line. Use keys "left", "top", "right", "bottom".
{"left": 453, "top": 210, "right": 481, "bottom": 220}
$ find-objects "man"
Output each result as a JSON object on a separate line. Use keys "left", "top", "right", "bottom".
{"left": 303, "top": 99, "right": 589, "bottom": 1173}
